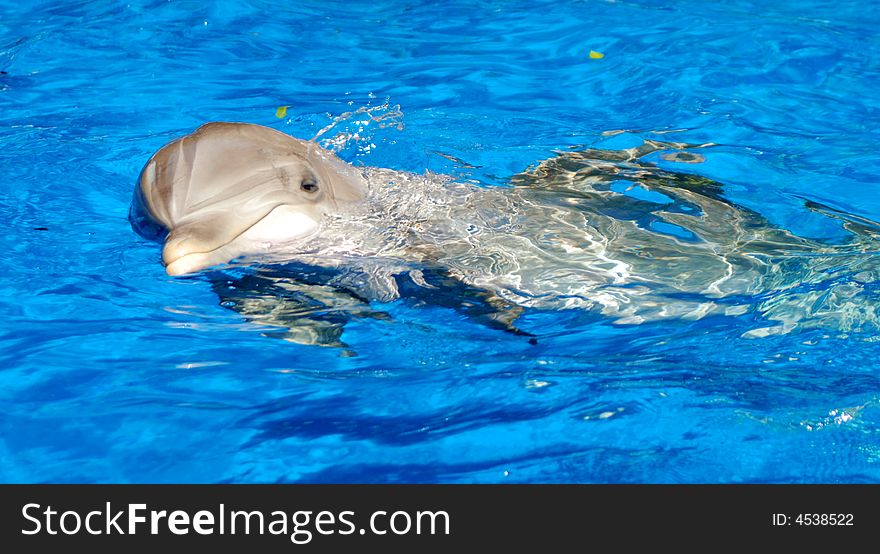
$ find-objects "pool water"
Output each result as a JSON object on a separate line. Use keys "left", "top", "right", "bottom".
{"left": 2, "top": 0, "right": 879, "bottom": 483}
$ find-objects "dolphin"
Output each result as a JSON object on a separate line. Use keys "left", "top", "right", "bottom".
{"left": 130, "top": 122, "right": 368, "bottom": 276}
{"left": 131, "top": 122, "right": 880, "bottom": 342}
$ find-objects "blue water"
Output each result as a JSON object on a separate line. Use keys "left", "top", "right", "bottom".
{"left": 2, "top": 0, "right": 879, "bottom": 483}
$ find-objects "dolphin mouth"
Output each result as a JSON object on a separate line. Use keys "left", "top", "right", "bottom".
{"left": 163, "top": 242, "right": 234, "bottom": 276}
{"left": 162, "top": 205, "right": 322, "bottom": 276}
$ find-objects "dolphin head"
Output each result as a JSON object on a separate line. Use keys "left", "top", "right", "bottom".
{"left": 130, "top": 122, "right": 367, "bottom": 275}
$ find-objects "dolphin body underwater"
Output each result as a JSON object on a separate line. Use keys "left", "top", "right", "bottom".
{"left": 130, "top": 122, "right": 880, "bottom": 346}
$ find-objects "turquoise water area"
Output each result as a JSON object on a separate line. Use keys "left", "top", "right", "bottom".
{"left": 1, "top": 0, "right": 879, "bottom": 482}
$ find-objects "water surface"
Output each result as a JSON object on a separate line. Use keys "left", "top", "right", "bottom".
{"left": 1, "top": 0, "right": 879, "bottom": 483}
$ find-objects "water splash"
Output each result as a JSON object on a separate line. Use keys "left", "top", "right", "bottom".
{"left": 310, "top": 99, "right": 405, "bottom": 157}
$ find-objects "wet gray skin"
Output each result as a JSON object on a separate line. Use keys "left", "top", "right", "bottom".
{"left": 132, "top": 123, "right": 880, "bottom": 346}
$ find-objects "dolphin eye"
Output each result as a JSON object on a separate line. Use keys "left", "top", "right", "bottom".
{"left": 300, "top": 178, "right": 319, "bottom": 193}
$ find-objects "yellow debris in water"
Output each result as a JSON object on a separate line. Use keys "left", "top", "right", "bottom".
{"left": 275, "top": 105, "right": 288, "bottom": 118}
{"left": 589, "top": 50, "right": 604, "bottom": 59}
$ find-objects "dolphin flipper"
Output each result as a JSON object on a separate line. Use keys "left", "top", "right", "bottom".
{"left": 212, "top": 269, "right": 391, "bottom": 349}
{"left": 395, "top": 266, "right": 534, "bottom": 338}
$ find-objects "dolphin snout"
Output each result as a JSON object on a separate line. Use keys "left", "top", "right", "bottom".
{"left": 162, "top": 238, "right": 222, "bottom": 276}
{"left": 162, "top": 236, "right": 198, "bottom": 266}
{"left": 161, "top": 205, "right": 322, "bottom": 276}
{"left": 161, "top": 226, "right": 238, "bottom": 276}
